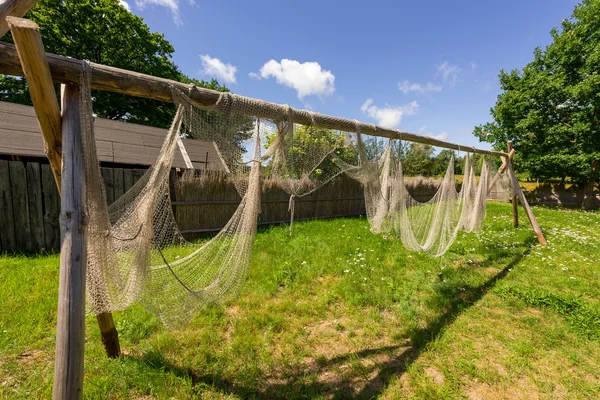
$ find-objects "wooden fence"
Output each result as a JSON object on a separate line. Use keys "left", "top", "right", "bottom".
{"left": 0, "top": 160, "right": 365, "bottom": 252}
{"left": 3, "top": 158, "right": 551, "bottom": 253}
{"left": 172, "top": 170, "right": 365, "bottom": 234}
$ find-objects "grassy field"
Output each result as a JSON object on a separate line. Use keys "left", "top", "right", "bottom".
{"left": 1, "top": 202, "right": 599, "bottom": 399}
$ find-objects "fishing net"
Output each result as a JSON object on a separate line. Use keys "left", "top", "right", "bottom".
{"left": 341, "top": 133, "right": 514, "bottom": 256}
{"left": 75, "top": 59, "right": 515, "bottom": 326}
{"left": 81, "top": 66, "right": 265, "bottom": 326}
{"left": 264, "top": 109, "right": 356, "bottom": 233}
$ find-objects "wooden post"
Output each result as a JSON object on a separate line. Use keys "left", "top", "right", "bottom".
{"left": 507, "top": 141, "right": 518, "bottom": 227}
{"left": 7, "top": 17, "right": 62, "bottom": 192}
{"left": 53, "top": 84, "right": 87, "bottom": 400}
{"left": 9, "top": 16, "right": 121, "bottom": 359}
{"left": 0, "top": 0, "right": 36, "bottom": 37}
{"left": 96, "top": 313, "right": 120, "bottom": 358}
{"left": 486, "top": 150, "right": 514, "bottom": 196}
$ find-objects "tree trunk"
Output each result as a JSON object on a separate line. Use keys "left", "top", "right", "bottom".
{"left": 582, "top": 160, "right": 599, "bottom": 210}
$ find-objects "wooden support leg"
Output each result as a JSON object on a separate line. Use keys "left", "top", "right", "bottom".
{"left": 53, "top": 84, "right": 86, "bottom": 400}
{"left": 507, "top": 141, "right": 518, "bottom": 227}
{"left": 511, "top": 196, "right": 519, "bottom": 227}
{"left": 97, "top": 313, "right": 120, "bottom": 358}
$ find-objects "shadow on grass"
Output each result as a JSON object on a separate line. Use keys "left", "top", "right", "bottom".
{"left": 126, "top": 237, "right": 535, "bottom": 399}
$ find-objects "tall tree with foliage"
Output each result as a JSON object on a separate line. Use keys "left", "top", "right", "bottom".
{"left": 473, "top": 0, "right": 600, "bottom": 208}
{"left": 0, "top": 0, "right": 228, "bottom": 128}
{"left": 402, "top": 143, "right": 435, "bottom": 177}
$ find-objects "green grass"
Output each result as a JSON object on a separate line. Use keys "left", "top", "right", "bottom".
{"left": 1, "top": 202, "right": 599, "bottom": 399}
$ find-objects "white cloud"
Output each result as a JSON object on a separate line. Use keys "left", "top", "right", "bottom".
{"left": 436, "top": 61, "right": 462, "bottom": 88}
{"left": 360, "top": 98, "right": 419, "bottom": 129}
{"left": 252, "top": 59, "right": 335, "bottom": 99}
{"left": 135, "top": 0, "right": 181, "bottom": 24}
{"left": 470, "top": 61, "right": 478, "bottom": 71}
{"left": 418, "top": 126, "right": 449, "bottom": 141}
{"left": 398, "top": 80, "right": 442, "bottom": 94}
{"left": 119, "top": 0, "right": 131, "bottom": 11}
{"left": 432, "top": 131, "right": 448, "bottom": 141}
{"left": 199, "top": 55, "right": 237, "bottom": 84}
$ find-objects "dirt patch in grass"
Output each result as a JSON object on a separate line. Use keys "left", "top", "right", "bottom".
{"left": 16, "top": 349, "right": 51, "bottom": 368}
{"left": 226, "top": 305, "right": 240, "bottom": 319}
{"left": 424, "top": 367, "right": 444, "bottom": 385}
{"left": 466, "top": 375, "right": 539, "bottom": 400}
{"left": 260, "top": 307, "right": 414, "bottom": 398}
{"left": 305, "top": 316, "right": 355, "bottom": 358}
{"left": 0, "top": 365, "right": 15, "bottom": 389}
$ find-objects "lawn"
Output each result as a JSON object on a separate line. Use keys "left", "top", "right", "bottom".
{"left": 0, "top": 202, "right": 599, "bottom": 399}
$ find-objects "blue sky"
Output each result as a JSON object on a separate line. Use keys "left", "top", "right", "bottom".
{"left": 121, "top": 0, "right": 579, "bottom": 149}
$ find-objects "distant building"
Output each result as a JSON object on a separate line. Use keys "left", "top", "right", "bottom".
{"left": 0, "top": 101, "right": 226, "bottom": 171}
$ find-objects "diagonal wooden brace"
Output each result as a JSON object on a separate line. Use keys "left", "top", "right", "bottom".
{"left": 7, "top": 16, "right": 62, "bottom": 191}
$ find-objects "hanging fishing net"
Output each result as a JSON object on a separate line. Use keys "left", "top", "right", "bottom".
{"left": 81, "top": 67, "right": 266, "bottom": 326}
{"left": 74, "top": 58, "right": 516, "bottom": 326}
{"left": 341, "top": 132, "right": 515, "bottom": 256}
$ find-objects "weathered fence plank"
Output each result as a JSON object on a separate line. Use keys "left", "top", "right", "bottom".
{"left": 9, "top": 161, "right": 32, "bottom": 251}
{"left": 101, "top": 167, "right": 114, "bottom": 205}
{"left": 42, "top": 164, "right": 61, "bottom": 251}
{"left": 132, "top": 168, "right": 146, "bottom": 186}
{"left": 0, "top": 160, "right": 16, "bottom": 251}
{"left": 113, "top": 168, "right": 124, "bottom": 200}
{"left": 26, "top": 162, "right": 45, "bottom": 251}
{"left": 0, "top": 162, "right": 367, "bottom": 251}
{"left": 123, "top": 168, "right": 134, "bottom": 192}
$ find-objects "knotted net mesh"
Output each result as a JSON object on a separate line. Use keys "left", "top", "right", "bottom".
{"left": 76, "top": 61, "right": 514, "bottom": 326}
{"left": 82, "top": 67, "right": 265, "bottom": 326}
{"left": 265, "top": 110, "right": 356, "bottom": 233}
{"left": 341, "top": 133, "right": 514, "bottom": 257}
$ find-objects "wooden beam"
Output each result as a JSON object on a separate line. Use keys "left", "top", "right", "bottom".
{"left": 176, "top": 137, "right": 194, "bottom": 169}
{"left": 53, "top": 83, "right": 87, "bottom": 400}
{"left": 507, "top": 141, "right": 518, "bottom": 228}
{"left": 0, "top": 40, "right": 508, "bottom": 157}
{"left": 7, "top": 17, "right": 62, "bottom": 192}
{"left": 0, "top": 0, "right": 36, "bottom": 37}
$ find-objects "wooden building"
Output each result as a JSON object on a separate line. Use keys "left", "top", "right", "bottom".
{"left": 0, "top": 100, "right": 226, "bottom": 170}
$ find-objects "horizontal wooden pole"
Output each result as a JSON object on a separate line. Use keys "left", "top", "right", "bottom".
{"left": 0, "top": 40, "right": 508, "bottom": 157}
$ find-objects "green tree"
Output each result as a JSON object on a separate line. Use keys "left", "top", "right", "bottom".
{"left": 473, "top": 0, "right": 600, "bottom": 208}
{"left": 403, "top": 143, "right": 435, "bottom": 177}
{"left": 264, "top": 126, "right": 356, "bottom": 179}
{"left": 0, "top": 0, "right": 228, "bottom": 129}
{"left": 432, "top": 149, "right": 454, "bottom": 176}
